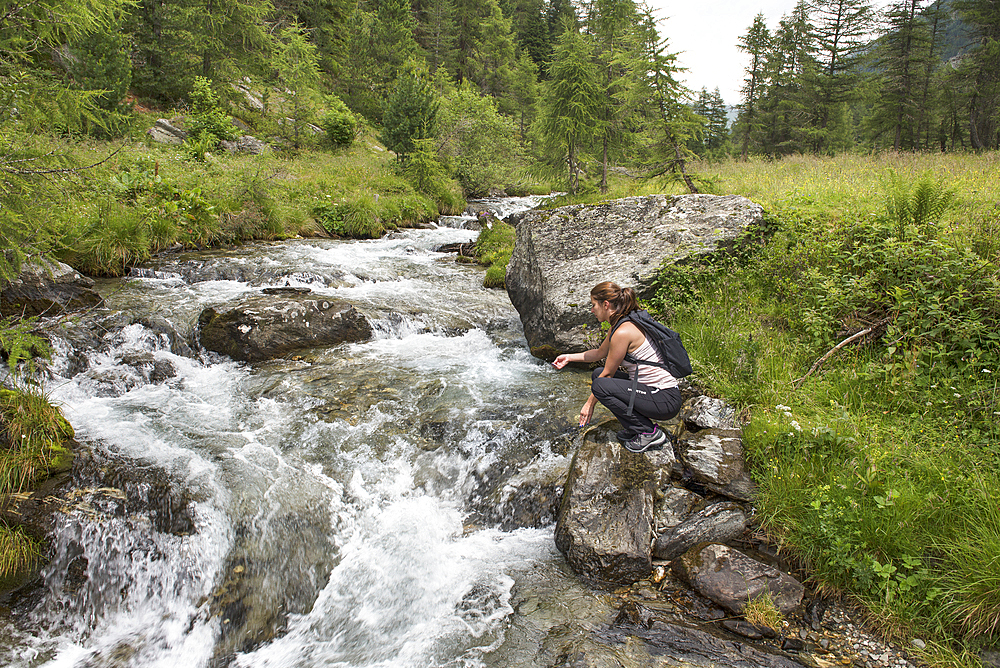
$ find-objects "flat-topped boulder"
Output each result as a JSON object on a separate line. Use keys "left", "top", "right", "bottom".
{"left": 505, "top": 194, "right": 763, "bottom": 359}
{"left": 197, "top": 293, "right": 372, "bottom": 362}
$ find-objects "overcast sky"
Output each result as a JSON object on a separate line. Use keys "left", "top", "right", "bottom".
{"left": 647, "top": 0, "right": 895, "bottom": 107}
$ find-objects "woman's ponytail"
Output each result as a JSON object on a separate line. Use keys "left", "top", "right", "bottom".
{"left": 590, "top": 281, "right": 639, "bottom": 328}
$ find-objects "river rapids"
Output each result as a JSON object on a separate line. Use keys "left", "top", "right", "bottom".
{"left": 1, "top": 197, "right": 616, "bottom": 668}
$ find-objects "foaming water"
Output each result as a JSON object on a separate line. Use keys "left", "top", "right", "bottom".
{"left": 1, "top": 202, "right": 586, "bottom": 668}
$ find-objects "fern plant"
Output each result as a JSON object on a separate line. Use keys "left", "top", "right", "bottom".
{"left": 882, "top": 171, "right": 956, "bottom": 241}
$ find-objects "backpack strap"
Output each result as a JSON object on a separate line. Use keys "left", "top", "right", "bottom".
{"left": 610, "top": 312, "right": 665, "bottom": 416}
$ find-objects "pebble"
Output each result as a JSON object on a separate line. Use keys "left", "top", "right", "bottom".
{"left": 912, "top": 639, "right": 926, "bottom": 649}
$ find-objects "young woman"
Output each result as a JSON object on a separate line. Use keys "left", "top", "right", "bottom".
{"left": 552, "top": 281, "right": 682, "bottom": 453}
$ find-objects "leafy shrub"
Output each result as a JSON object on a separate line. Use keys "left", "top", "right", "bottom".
{"left": 474, "top": 219, "right": 515, "bottom": 288}
{"left": 436, "top": 86, "right": 520, "bottom": 196}
{"left": 321, "top": 96, "right": 358, "bottom": 148}
{"left": 186, "top": 76, "right": 237, "bottom": 143}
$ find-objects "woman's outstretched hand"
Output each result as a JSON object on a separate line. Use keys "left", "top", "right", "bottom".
{"left": 552, "top": 354, "right": 571, "bottom": 369}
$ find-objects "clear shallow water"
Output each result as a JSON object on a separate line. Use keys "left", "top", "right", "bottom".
{"left": 2, "top": 203, "right": 602, "bottom": 668}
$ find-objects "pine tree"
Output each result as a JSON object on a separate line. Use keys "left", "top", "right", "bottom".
{"left": 805, "top": 0, "right": 874, "bottom": 152}
{"left": 954, "top": 0, "right": 1000, "bottom": 149}
{"left": 703, "top": 87, "right": 730, "bottom": 153}
{"left": 590, "top": 0, "right": 641, "bottom": 192}
{"left": 510, "top": 0, "right": 550, "bottom": 67}
{"left": 275, "top": 23, "right": 322, "bottom": 149}
{"left": 631, "top": 9, "right": 700, "bottom": 192}
{"left": 416, "top": 0, "right": 457, "bottom": 73}
{"left": 538, "top": 27, "right": 602, "bottom": 193}
{"left": 867, "top": 0, "right": 935, "bottom": 150}
{"left": 737, "top": 13, "right": 771, "bottom": 159}
{"left": 751, "top": 1, "right": 813, "bottom": 156}
{"left": 381, "top": 62, "right": 439, "bottom": 161}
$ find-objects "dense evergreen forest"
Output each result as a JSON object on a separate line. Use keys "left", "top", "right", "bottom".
{"left": 2, "top": 0, "right": 999, "bottom": 204}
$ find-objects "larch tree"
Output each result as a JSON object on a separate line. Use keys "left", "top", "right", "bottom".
{"left": 539, "top": 27, "right": 602, "bottom": 193}
{"left": 737, "top": 13, "right": 772, "bottom": 159}
{"left": 806, "top": 0, "right": 874, "bottom": 152}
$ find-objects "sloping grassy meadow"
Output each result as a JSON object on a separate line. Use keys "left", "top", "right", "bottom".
{"left": 648, "top": 153, "right": 1000, "bottom": 665}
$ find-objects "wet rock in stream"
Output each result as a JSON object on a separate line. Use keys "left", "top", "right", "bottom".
{"left": 198, "top": 294, "right": 373, "bottom": 362}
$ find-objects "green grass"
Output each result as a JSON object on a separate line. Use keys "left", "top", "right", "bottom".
{"left": 645, "top": 151, "right": 1000, "bottom": 661}
{"left": 4, "top": 126, "right": 468, "bottom": 277}
{"left": 0, "top": 388, "right": 74, "bottom": 495}
{"left": 0, "top": 523, "right": 42, "bottom": 581}
{"left": 473, "top": 219, "right": 516, "bottom": 289}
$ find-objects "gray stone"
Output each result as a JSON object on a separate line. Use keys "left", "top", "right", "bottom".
{"left": 672, "top": 543, "right": 805, "bottom": 615}
{"left": 1, "top": 259, "right": 102, "bottom": 317}
{"left": 505, "top": 194, "right": 764, "bottom": 359}
{"left": 554, "top": 425, "right": 658, "bottom": 584}
{"left": 236, "top": 135, "right": 267, "bottom": 154}
{"left": 675, "top": 428, "right": 756, "bottom": 501}
{"left": 653, "top": 501, "right": 748, "bottom": 561}
{"left": 197, "top": 295, "right": 372, "bottom": 363}
{"left": 654, "top": 486, "right": 703, "bottom": 533}
{"left": 147, "top": 118, "right": 187, "bottom": 144}
{"left": 680, "top": 395, "right": 737, "bottom": 429}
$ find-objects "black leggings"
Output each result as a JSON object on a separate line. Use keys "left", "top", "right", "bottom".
{"left": 591, "top": 367, "right": 682, "bottom": 436}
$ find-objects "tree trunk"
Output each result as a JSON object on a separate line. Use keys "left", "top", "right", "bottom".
{"left": 601, "top": 136, "right": 608, "bottom": 193}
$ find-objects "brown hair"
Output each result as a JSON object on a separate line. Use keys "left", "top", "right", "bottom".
{"left": 590, "top": 281, "right": 638, "bottom": 328}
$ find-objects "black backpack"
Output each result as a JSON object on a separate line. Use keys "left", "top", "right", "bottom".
{"left": 610, "top": 310, "right": 692, "bottom": 414}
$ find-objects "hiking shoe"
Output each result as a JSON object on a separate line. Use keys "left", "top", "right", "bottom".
{"left": 616, "top": 429, "right": 637, "bottom": 444}
{"left": 622, "top": 425, "right": 667, "bottom": 453}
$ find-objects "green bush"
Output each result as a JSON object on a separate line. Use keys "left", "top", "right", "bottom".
{"left": 75, "top": 200, "right": 152, "bottom": 276}
{"left": 474, "top": 219, "right": 515, "bottom": 288}
{"left": 321, "top": 96, "right": 358, "bottom": 148}
{"left": 186, "top": 77, "right": 237, "bottom": 143}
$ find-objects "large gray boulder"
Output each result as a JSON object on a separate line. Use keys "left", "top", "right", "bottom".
{"left": 1, "top": 259, "right": 103, "bottom": 317}
{"left": 675, "top": 428, "right": 756, "bottom": 502}
{"left": 505, "top": 194, "right": 764, "bottom": 359}
{"left": 198, "top": 293, "right": 372, "bottom": 362}
{"left": 672, "top": 543, "right": 804, "bottom": 615}
{"left": 554, "top": 425, "right": 659, "bottom": 584}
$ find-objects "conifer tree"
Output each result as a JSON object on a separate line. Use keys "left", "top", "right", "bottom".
{"left": 757, "top": 1, "right": 813, "bottom": 156}
{"left": 805, "top": 0, "right": 874, "bottom": 152}
{"left": 737, "top": 13, "right": 771, "bottom": 159}
{"left": 631, "top": 9, "right": 699, "bottom": 192}
{"left": 381, "top": 62, "right": 439, "bottom": 161}
{"left": 867, "top": 0, "right": 934, "bottom": 150}
{"left": 591, "top": 0, "right": 641, "bottom": 192}
{"left": 538, "top": 27, "right": 602, "bottom": 193}
{"left": 953, "top": 0, "right": 1000, "bottom": 149}
{"left": 275, "top": 23, "right": 322, "bottom": 149}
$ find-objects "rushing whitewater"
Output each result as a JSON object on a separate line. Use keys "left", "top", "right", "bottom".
{"left": 1, "top": 200, "right": 609, "bottom": 668}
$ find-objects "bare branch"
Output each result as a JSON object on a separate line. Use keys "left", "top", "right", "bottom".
{"left": 1, "top": 143, "right": 126, "bottom": 176}
{"left": 793, "top": 315, "right": 894, "bottom": 389}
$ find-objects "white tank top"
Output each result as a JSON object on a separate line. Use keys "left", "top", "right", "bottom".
{"left": 621, "top": 337, "right": 679, "bottom": 390}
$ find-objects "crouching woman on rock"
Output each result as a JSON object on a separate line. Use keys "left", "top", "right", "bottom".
{"left": 552, "top": 281, "right": 682, "bottom": 453}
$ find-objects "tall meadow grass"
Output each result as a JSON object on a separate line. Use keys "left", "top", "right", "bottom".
{"left": 653, "top": 152, "right": 1000, "bottom": 659}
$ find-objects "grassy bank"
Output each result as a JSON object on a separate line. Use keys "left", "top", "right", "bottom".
{"left": 646, "top": 153, "right": 1000, "bottom": 665}
{"left": 3, "top": 125, "right": 468, "bottom": 279}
